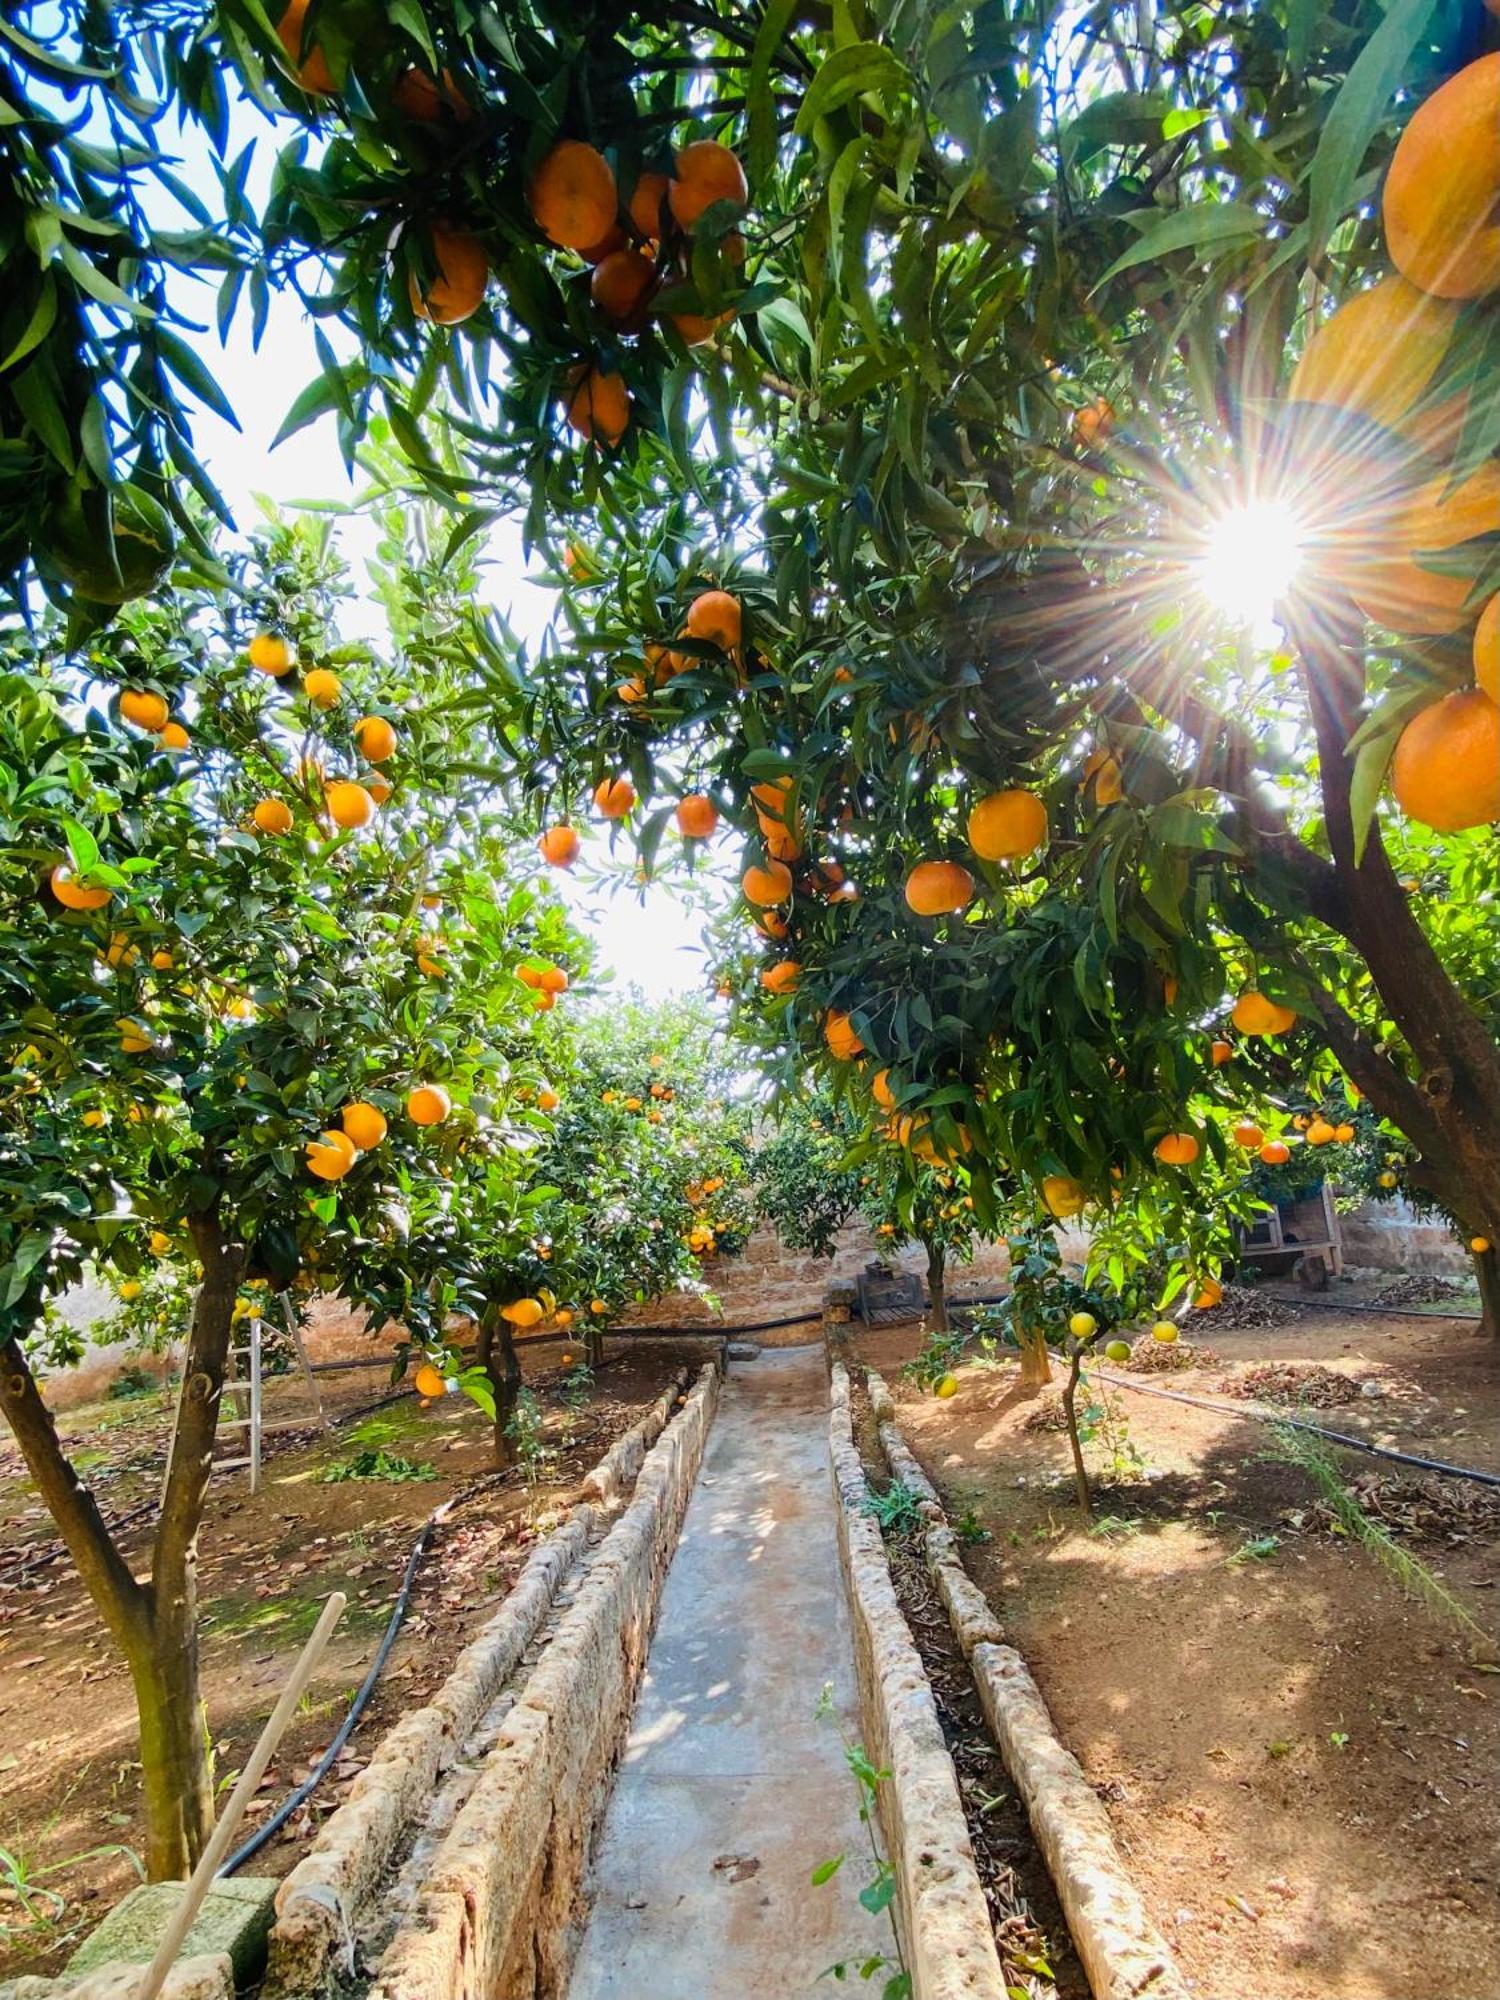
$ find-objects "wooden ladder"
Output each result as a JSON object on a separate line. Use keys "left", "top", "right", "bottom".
{"left": 163, "top": 1298, "right": 331, "bottom": 1498}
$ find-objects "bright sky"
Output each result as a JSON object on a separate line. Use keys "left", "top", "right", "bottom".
{"left": 174, "top": 161, "right": 721, "bottom": 1003}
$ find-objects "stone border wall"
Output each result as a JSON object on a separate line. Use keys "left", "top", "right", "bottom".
{"left": 265, "top": 1368, "right": 690, "bottom": 1998}
{"left": 364, "top": 1362, "right": 720, "bottom": 2000}
{"left": 827, "top": 1363, "right": 1007, "bottom": 2000}
{"left": 866, "top": 1370, "right": 1190, "bottom": 2000}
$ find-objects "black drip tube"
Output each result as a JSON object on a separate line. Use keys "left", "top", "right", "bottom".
{"left": 1093, "top": 1369, "right": 1500, "bottom": 1489}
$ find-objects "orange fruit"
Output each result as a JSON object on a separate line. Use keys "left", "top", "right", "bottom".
{"left": 117, "top": 1017, "right": 152, "bottom": 1054}
{"left": 501, "top": 1296, "right": 545, "bottom": 1327}
{"left": 326, "top": 781, "right": 376, "bottom": 830}
{"left": 628, "top": 170, "right": 671, "bottom": 242}
{"left": 413, "top": 1361, "right": 448, "bottom": 1398}
{"left": 759, "top": 959, "right": 800, "bottom": 995}
{"left": 1082, "top": 747, "right": 1124, "bottom": 804}
{"left": 669, "top": 310, "right": 731, "bottom": 347}
{"left": 751, "top": 778, "right": 801, "bottom": 861}
{"left": 534, "top": 989, "right": 556, "bottom": 1012}
{"left": 307, "top": 1128, "right": 358, "bottom": 1180}
{"left": 967, "top": 789, "right": 1047, "bottom": 862}
{"left": 743, "top": 858, "right": 792, "bottom": 906}
{"left": 579, "top": 225, "right": 626, "bottom": 265}
{"left": 537, "top": 1086, "right": 561, "bottom": 1112}
{"left": 1231, "top": 1119, "right": 1265, "bottom": 1150}
{"left": 1471, "top": 1235, "right": 1492, "bottom": 1255}
{"left": 158, "top": 721, "right": 190, "bottom": 751}
{"left": 409, "top": 222, "right": 488, "bottom": 325}
{"left": 252, "top": 798, "right": 294, "bottom": 836}
{"left": 904, "top": 859, "right": 974, "bottom": 916}
{"left": 565, "top": 366, "right": 630, "bottom": 446}
{"left": 539, "top": 965, "right": 568, "bottom": 994}
{"left": 872, "top": 1068, "right": 897, "bottom": 1111}
{"left": 669, "top": 141, "right": 748, "bottom": 230}
{"left": 539, "top": 824, "right": 581, "bottom": 867}
{"left": 756, "top": 909, "right": 788, "bottom": 940}
{"left": 50, "top": 864, "right": 111, "bottom": 911}
{"left": 1042, "top": 1175, "right": 1086, "bottom": 1219}
{"left": 355, "top": 716, "right": 396, "bottom": 765}
{"left": 248, "top": 632, "right": 294, "bottom": 676}
{"left": 824, "top": 1010, "right": 864, "bottom": 1060}
{"left": 365, "top": 775, "right": 393, "bottom": 805}
{"left": 1231, "top": 991, "right": 1297, "bottom": 1037}
{"left": 593, "top": 775, "right": 636, "bottom": 818}
{"left": 1384, "top": 53, "right": 1500, "bottom": 299}
{"left": 1210, "top": 1039, "right": 1233, "bottom": 1067}
{"left": 1259, "top": 1140, "right": 1291, "bottom": 1166}
{"left": 392, "top": 67, "right": 469, "bottom": 121}
{"left": 516, "top": 964, "right": 543, "bottom": 988}
{"left": 1474, "top": 595, "right": 1500, "bottom": 702}
{"left": 341, "top": 1101, "right": 387, "bottom": 1150}
{"left": 1154, "top": 1132, "right": 1201, "bottom": 1166}
{"left": 1193, "top": 1278, "right": 1224, "bottom": 1310}
{"left": 1071, "top": 397, "right": 1114, "bottom": 448}
{"left": 275, "top": 0, "right": 334, "bottom": 93}
{"left": 528, "top": 140, "right": 618, "bottom": 251}
{"left": 675, "top": 793, "right": 718, "bottom": 837}
{"left": 1306, "top": 1117, "right": 1337, "bottom": 1147}
{"left": 1353, "top": 464, "right": 1500, "bottom": 636}
{"left": 1290, "top": 275, "right": 1459, "bottom": 431}
{"left": 1334, "top": 1121, "right": 1356, "bottom": 1143}
{"left": 590, "top": 248, "right": 657, "bottom": 322}
{"left": 1391, "top": 689, "right": 1500, "bottom": 830}
{"left": 616, "top": 676, "right": 648, "bottom": 704}
{"left": 407, "top": 1083, "right": 451, "bottom": 1126}
{"left": 686, "top": 588, "right": 741, "bottom": 650}
{"left": 150, "top": 948, "right": 173, "bottom": 970}
{"left": 302, "top": 667, "right": 340, "bottom": 708}
{"left": 120, "top": 689, "right": 169, "bottom": 732}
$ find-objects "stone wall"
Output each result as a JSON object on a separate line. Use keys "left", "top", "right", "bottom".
{"left": 1338, "top": 1192, "right": 1470, "bottom": 1275}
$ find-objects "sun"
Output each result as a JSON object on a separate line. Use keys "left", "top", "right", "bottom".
{"left": 1195, "top": 497, "right": 1307, "bottom": 632}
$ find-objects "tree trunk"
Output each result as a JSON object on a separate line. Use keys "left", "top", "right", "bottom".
{"left": 477, "top": 1302, "right": 522, "bottom": 1467}
{"left": 1060, "top": 1347, "right": 1092, "bottom": 1519}
{"left": 1017, "top": 1325, "right": 1052, "bottom": 1389}
{"left": 587, "top": 1320, "right": 605, "bottom": 1370}
{"left": 923, "top": 1238, "right": 948, "bottom": 1332}
{"left": 1287, "top": 601, "right": 1500, "bottom": 1295}
{"left": 1477, "top": 1246, "right": 1499, "bottom": 1341}
{"left": 0, "top": 1208, "right": 241, "bottom": 1879}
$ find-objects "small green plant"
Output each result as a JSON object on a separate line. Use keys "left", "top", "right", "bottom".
{"left": 1227, "top": 1533, "right": 1282, "bottom": 1567}
{"left": 559, "top": 1357, "right": 595, "bottom": 1410}
{"left": 0, "top": 1840, "right": 141, "bottom": 1943}
{"left": 952, "top": 1508, "right": 990, "bottom": 1546}
{"left": 900, "top": 1324, "right": 968, "bottom": 1393}
{"left": 105, "top": 1361, "right": 157, "bottom": 1401}
{"left": 319, "top": 1449, "right": 435, "bottom": 1484}
{"left": 1329, "top": 1730, "right": 1350, "bottom": 1750}
{"left": 862, "top": 1479, "right": 924, "bottom": 1536}
{"left": 1267, "top": 1420, "right": 1491, "bottom": 1644}
{"left": 505, "top": 1388, "right": 553, "bottom": 1484}
{"left": 811, "top": 1686, "right": 911, "bottom": 2000}
{"left": 1073, "top": 1374, "right": 1146, "bottom": 1483}
{"left": 1086, "top": 1513, "right": 1141, "bottom": 1540}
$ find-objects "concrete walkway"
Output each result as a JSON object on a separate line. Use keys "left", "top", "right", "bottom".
{"left": 566, "top": 1346, "right": 886, "bottom": 1999}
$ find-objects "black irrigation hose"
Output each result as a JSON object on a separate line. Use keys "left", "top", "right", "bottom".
{"left": 220, "top": 1506, "right": 441, "bottom": 1876}
{"left": 1092, "top": 1369, "right": 1500, "bottom": 1489}
{"left": 605, "top": 1307, "right": 821, "bottom": 1337}
{"left": 1274, "top": 1294, "right": 1482, "bottom": 1324}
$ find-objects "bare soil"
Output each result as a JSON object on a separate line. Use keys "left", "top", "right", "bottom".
{"left": 850, "top": 1303, "right": 1500, "bottom": 2000}
{"left": 0, "top": 1341, "right": 689, "bottom": 1978}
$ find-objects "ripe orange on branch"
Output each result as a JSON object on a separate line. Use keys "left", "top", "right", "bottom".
{"left": 1349, "top": 465, "right": 1500, "bottom": 636}
{"left": 407, "top": 1084, "right": 452, "bottom": 1126}
{"left": 1231, "top": 991, "right": 1297, "bottom": 1037}
{"left": 303, "top": 668, "right": 340, "bottom": 708}
{"left": 540, "top": 824, "right": 581, "bottom": 868}
{"left": 528, "top": 140, "right": 618, "bottom": 251}
{"left": 686, "top": 589, "right": 741, "bottom": 651}
{"left": 593, "top": 775, "right": 635, "bottom": 819}
{"left": 275, "top": 0, "right": 334, "bottom": 94}
{"left": 905, "top": 859, "right": 974, "bottom": 916}
{"left": 1289, "top": 275, "right": 1458, "bottom": 430}
{"left": 120, "top": 689, "right": 169, "bottom": 732}
{"left": 628, "top": 170, "right": 670, "bottom": 243}
{"left": 354, "top": 715, "right": 398, "bottom": 762}
{"left": 1259, "top": 1139, "right": 1291, "bottom": 1165}
{"left": 1384, "top": 52, "right": 1500, "bottom": 299}
{"left": 669, "top": 141, "right": 748, "bottom": 230}
{"left": 591, "top": 249, "right": 657, "bottom": 322}
{"left": 50, "top": 864, "right": 111, "bottom": 911}
{"left": 675, "top": 794, "right": 718, "bottom": 838}
{"left": 409, "top": 222, "right": 489, "bottom": 325}
{"left": 743, "top": 858, "right": 792, "bottom": 906}
{"left": 1231, "top": 1119, "right": 1264, "bottom": 1150}
{"left": 307, "top": 1129, "right": 358, "bottom": 1181}
{"left": 1391, "top": 689, "right": 1500, "bottom": 831}
{"left": 967, "top": 789, "right": 1047, "bottom": 862}
{"left": 325, "top": 781, "right": 376, "bottom": 830}
{"left": 252, "top": 798, "right": 294, "bottom": 836}
{"left": 565, "top": 366, "right": 630, "bottom": 446}
{"left": 248, "top": 633, "right": 293, "bottom": 676}
{"left": 1154, "top": 1131, "right": 1201, "bottom": 1166}
{"left": 341, "top": 1102, "right": 387, "bottom": 1150}
{"left": 760, "top": 960, "right": 800, "bottom": 995}
{"left": 823, "top": 1010, "right": 864, "bottom": 1060}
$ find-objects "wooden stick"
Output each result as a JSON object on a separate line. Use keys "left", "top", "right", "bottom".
{"left": 135, "top": 1592, "right": 347, "bottom": 2000}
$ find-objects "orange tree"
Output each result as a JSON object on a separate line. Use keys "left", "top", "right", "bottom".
{"left": 0, "top": 513, "right": 599, "bottom": 1878}
{"left": 5, "top": 1, "right": 1500, "bottom": 1324}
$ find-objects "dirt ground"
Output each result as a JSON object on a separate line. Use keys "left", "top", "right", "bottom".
{"left": 851, "top": 1299, "right": 1499, "bottom": 2000}
{"left": 0, "top": 1339, "right": 694, "bottom": 1978}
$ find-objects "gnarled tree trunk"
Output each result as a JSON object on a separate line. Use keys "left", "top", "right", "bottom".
{"left": 1017, "top": 1325, "right": 1053, "bottom": 1389}
{"left": 0, "top": 1210, "right": 241, "bottom": 1878}
{"left": 923, "top": 1237, "right": 948, "bottom": 1332}
{"left": 476, "top": 1300, "right": 522, "bottom": 1468}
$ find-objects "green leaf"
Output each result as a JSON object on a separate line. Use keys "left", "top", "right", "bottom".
{"left": 748, "top": 0, "right": 802, "bottom": 187}
{"left": 1307, "top": 0, "right": 1438, "bottom": 267}
{"left": 795, "top": 43, "right": 914, "bottom": 136}
{"left": 0, "top": 278, "right": 58, "bottom": 373}
{"left": 1094, "top": 203, "right": 1267, "bottom": 287}
{"left": 810, "top": 1854, "right": 845, "bottom": 1885}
